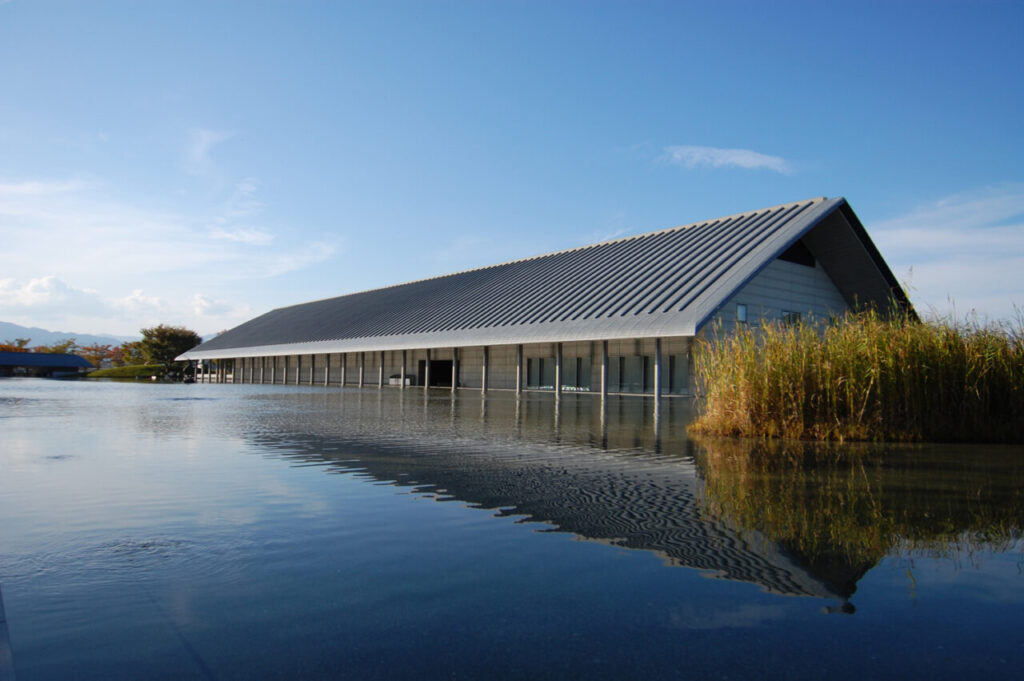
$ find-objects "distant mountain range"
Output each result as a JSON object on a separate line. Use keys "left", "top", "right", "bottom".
{"left": 0, "top": 321, "right": 138, "bottom": 348}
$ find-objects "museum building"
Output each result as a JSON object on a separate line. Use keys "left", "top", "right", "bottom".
{"left": 177, "top": 197, "right": 910, "bottom": 397}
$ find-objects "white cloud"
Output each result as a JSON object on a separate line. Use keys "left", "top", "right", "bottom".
{"left": 111, "top": 289, "right": 168, "bottom": 316}
{"left": 185, "top": 128, "right": 231, "bottom": 177}
{"left": 0, "top": 276, "right": 104, "bottom": 312}
{"left": 663, "top": 145, "right": 791, "bottom": 174}
{"left": 0, "top": 179, "right": 87, "bottom": 196}
{"left": 872, "top": 184, "right": 1024, "bottom": 321}
{"left": 191, "top": 294, "right": 233, "bottom": 317}
{"left": 209, "top": 227, "right": 274, "bottom": 245}
{"left": 0, "top": 174, "right": 341, "bottom": 334}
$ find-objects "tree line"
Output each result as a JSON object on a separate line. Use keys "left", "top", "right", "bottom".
{"left": 0, "top": 324, "right": 202, "bottom": 369}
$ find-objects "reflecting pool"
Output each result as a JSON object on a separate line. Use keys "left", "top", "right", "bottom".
{"left": 1, "top": 379, "right": 1022, "bottom": 680}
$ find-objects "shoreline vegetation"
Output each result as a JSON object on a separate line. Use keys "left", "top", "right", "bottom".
{"left": 689, "top": 310, "right": 1024, "bottom": 443}
{"left": 85, "top": 364, "right": 168, "bottom": 379}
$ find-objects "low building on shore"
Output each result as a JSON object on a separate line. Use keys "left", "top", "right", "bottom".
{"left": 0, "top": 352, "right": 94, "bottom": 378}
{"left": 178, "top": 196, "right": 910, "bottom": 396}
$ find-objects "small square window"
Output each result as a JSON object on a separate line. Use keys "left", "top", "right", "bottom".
{"left": 736, "top": 303, "right": 748, "bottom": 324}
{"left": 782, "top": 310, "right": 801, "bottom": 326}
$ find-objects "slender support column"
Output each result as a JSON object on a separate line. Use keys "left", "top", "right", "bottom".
{"left": 358, "top": 352, "right": 365, "bottom": 388}
{"left": 378, "top": 351, "right": 384, "bottom": 389}
{"left": 260, "top": 358, "right": 265, "bottom": 384}
{"left": 341, "top": 353, "right": 347, "bottom": 386}
{"left": 271, "top": 357, "right": 276, "bottom": 384}
{"left": 515, "top": 344, "right": 523, "bottom": 395}
{"left": 653, "top": 338, "right": 662, "bottom": 401}
{"left": 451, "top": 348, "right": 458, "bottom": 393}
{"left": 324, "top": 355, "right": 330, "bottom": 386}
{"left": 600, "top": 340, "right": 608, "bottom": 399}
{"left": 555, "top": 343, "right": 563, "bottom": 397}
{"left": 424, "top": 349, "right": 431, "bottom": 391}
{"left": 308, "top": 355, "right": 315, "bottom": 385}
{"left": 481, "top": 346, "right": 489, "bottom": 395}
{"left": 400, "top": 350, "right": 407, "bottom": 390}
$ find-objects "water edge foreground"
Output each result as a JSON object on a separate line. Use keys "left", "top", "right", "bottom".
{"left": 1, "top": 379, "right": 1022, "bottom": 680}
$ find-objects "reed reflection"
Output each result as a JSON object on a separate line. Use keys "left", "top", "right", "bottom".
{"left": 694, "top": 438, "right": 1024, "bottom": 608}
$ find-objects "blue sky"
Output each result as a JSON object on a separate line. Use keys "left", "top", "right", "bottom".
{"left": 1, "top": 0, "right": 1022, "bottom": 337}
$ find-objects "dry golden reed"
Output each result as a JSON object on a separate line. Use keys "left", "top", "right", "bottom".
{"left": 689, "top": 310, "right": 1024, "bottom": 442}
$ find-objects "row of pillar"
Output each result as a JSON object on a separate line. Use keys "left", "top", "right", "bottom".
{"left": 197, "top": 338, "right": 666, "bottom": 400}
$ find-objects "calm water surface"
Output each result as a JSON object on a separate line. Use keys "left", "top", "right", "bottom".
{"left": 1, "top": 379, "right": 1022, "bottom": 680}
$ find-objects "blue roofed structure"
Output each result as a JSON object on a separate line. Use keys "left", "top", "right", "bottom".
{"left": 0, "top": 352, "right": 94, "bottom": 377}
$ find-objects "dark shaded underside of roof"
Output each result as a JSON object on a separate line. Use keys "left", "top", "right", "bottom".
{"left": 193, "top": 198, "right": 840, "bottom": 353}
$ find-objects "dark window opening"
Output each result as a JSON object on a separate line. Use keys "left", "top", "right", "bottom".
{"left": 418, "top": 359, "right": 453, "bottom": 387}
{"left": 778, "top": 239, "right": 816, "bottom": 267}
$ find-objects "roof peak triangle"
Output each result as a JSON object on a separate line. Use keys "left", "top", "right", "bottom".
{"left": 180, "top": 196, "right": 910, "bottom": 361}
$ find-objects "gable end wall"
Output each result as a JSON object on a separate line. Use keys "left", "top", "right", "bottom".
{"left": 708, "top": 258, "right": 850, "bottom": 335}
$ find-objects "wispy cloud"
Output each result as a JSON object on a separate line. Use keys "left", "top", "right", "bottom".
{"left": 209, "top": 227, "right": 274, "bottom": 245}
{"left": 662, "top": 145, "right": 792, "bottom": 174}
{"left": 207, "top": 179, "right": 273, "bottom": 244}
{"left": 872, "top": 184, "right": 1024, "bottom": 321}
{"left": 0, "top": 175, "right": 340, "bottom": 334}
{"left": 0, "top": 179, "right": 87, "bottom": 196}
{"left": 185, "top": 128, "right": 231, "bottom": 177}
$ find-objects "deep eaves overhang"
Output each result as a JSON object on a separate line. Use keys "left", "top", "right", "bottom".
{"left": 178, "top": 197, "right": 911, "bottom": 361}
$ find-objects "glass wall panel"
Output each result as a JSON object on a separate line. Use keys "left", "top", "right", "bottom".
{"left": 560, "top": 356, "right": 591, "bottom": 391}
{"left": 669, "top": 354, "right": 689, "bottom": 394}
{"left": 527, "top": 358, "right": 540, "bottom": 388}
{"left": 577, "top": 357, "right": 591, "bottom": 391}
{"left": 540, "top": 358, "right": 556, "bottom": 389}
{"left": 622, "top": 356, "right": 645, "bottom": 393}
{"left": 564, "top": 357, "right": 577, "bottom": 389}
{"left": 608, "top": 357, "right": 622, "bottom": 393}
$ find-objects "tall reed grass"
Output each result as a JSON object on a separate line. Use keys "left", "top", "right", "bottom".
{"left": 689, "top": 310, "right": 1024, "bottom": 442}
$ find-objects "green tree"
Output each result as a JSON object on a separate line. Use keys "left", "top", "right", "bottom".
{"left": 116, "top": 341, "right": 146, "bottom": 366}
{"left": 139, "top": 324, "right": 202, "bottom": 367}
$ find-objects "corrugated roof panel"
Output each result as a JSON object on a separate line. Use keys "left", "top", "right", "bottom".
{"left": 180, "top": 197, "right": 907, "bottom": 360}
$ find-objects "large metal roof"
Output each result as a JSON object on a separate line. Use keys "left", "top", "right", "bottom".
{"left": 181, "top": 196, "right": 907, "bottom": 360}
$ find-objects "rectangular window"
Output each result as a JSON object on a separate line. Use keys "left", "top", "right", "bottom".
{"left": 540, "top": 357, "right": 556, "bottom": 389}
{"left": 622, "top": 356, "right": 645, "bottom": 393}
{"left": 736, "top": 303, "right": 748, "bottom": 324}
{"left": 669, "top": 354, "right": 689, "bottom": 394}
{"left": 608, "top": 356, "right": 622, "bottom": 392}
{"left": 562, "top": 356, "right": 591, "bottom": 392}
{"left": 527, "top": 358, "right": 540, "bottom": 388}
{"left": 782, "top": 310, "right": 801, "bottom": 326}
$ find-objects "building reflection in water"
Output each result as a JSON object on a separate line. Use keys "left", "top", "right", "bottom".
{"left": 239, "top": 388, "right": 1024, "bottom": 613}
